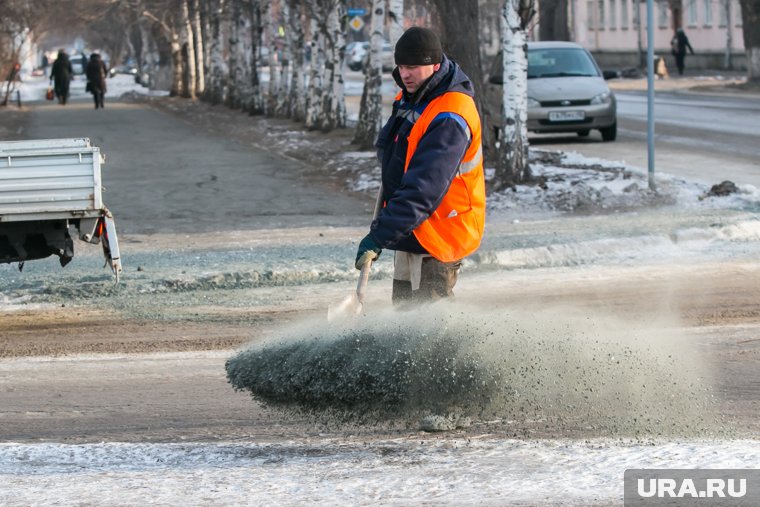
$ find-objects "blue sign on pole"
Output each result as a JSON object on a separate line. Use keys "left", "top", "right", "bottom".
{"left": 347, "top": 8, "right": 366, "bottom": 16}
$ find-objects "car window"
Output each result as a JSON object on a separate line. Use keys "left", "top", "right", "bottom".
{"left": 527, "top": 48, "right": 599, "bottom": 78}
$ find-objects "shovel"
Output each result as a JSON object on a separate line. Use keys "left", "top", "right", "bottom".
{"left": 327, "top": 185, "right": 384, "bottom": 322}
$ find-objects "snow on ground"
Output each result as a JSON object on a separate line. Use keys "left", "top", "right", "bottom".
{"left": 1, "top": 438, "right": 758, "bottom": 506}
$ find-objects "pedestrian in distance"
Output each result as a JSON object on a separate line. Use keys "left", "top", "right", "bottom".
{"left": 49, "top": 49, "right": 73, "bottom": 105}
{"left": 86, "top": 53, "right": 108, "bottom": 109}
{"left": 671, "top": 27, "right": 695, "bottom": 76}
{"left": 354, "top": 27, "right": 486, "bottom": 306}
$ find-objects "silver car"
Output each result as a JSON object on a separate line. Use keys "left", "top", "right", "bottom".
{"left": 485, "top": 41, "right": 618, "bottom": 142}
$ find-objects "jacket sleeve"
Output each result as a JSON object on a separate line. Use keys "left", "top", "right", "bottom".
{"left": 370, "top": 113, "right": 471, "bottom": 248}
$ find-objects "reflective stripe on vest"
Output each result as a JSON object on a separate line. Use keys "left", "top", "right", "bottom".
{"left": 403, "top": 91, "right": 486, "bottom": 262}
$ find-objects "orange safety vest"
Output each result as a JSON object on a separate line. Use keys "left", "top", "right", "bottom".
{"left": 402, "top": 91, "right": 486, "bottom": 262}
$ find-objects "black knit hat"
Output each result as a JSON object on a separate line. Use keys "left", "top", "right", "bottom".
{"left": 394, "top": 27, "right": 443, "bottom": 66}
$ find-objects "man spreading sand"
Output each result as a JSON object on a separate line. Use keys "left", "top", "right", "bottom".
{"left": 354, "top": 27, "right": 486, "bottom": 305}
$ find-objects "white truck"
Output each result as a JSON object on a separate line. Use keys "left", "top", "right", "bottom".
{"left": 0, "top": 138, "right": 122, "bottom": 280}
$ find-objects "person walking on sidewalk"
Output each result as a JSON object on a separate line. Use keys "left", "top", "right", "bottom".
{"left": 671, "top": 28, "right": 695, "bottom": 76}
{"left": 86, "top": 53, "right": 108, "bottom": 109}
{"left": 354, "top": 27, "right": 486, "bottom": 305}
{"left": 49, "top": 49, "right": 73, "bottom": 105}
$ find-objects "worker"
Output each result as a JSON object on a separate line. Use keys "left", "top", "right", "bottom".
{"left": 354, "top": 27, "right": 485, "bottom": 305}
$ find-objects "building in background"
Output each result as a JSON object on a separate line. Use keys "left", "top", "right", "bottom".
{"left": 571, "top": 0, "right": 745, "bottom": 70}
{"left": 476, "top": 0, "right": 746, "bottom": 72}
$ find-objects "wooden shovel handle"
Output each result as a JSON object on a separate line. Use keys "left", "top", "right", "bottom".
{"left": 356, "top": 259, "right": 372, "bottom": 304}
{"left": 356, "top": 185, "right": 383, "bottom": 305}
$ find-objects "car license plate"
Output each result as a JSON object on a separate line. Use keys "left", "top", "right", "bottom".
{"left": 549, "top": 111, "right": 585, "bottom": 122}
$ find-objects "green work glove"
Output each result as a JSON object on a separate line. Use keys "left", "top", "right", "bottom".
{"left": 355, "top": 234, "right": 381, "bottom": 269}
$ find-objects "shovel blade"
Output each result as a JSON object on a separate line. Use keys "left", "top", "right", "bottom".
{"left": 327, "top": 293, "right": 363, "bottom": 322}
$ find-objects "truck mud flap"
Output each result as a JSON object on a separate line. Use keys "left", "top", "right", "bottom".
{"left": 95, "top": 213, "right": 122, "bottom": 282}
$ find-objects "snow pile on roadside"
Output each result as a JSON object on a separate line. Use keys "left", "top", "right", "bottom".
{"left": 488, "top": 149, "right": 760, "bottom": 215}
{"left": 2, "top": 438, "right": 758, "bottom": 506}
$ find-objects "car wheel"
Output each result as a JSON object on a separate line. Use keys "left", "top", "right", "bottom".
{"left": 577, "top": 130, "right": 590, "bottom": 137}
{"left": 600, "top": 122, "right": 617, "bottom": 142}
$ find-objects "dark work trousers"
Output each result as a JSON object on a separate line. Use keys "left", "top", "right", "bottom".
{"left": 392, "top": 257, "right": 462, "bottom": 305}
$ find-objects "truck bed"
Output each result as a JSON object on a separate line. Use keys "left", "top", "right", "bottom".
{"left": 0, "top": 138, "right": 104, "bottom": 222}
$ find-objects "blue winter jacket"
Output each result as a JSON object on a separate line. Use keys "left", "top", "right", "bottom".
{"left": 370, "top": 55, "right": 476, "bottom": 254}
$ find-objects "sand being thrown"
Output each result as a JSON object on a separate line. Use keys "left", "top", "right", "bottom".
{"left": 226, "top": 302, "right": 722, "bottom": 437}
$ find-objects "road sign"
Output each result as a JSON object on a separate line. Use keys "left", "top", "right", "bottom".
{"left": 347, "top": 8, "right": 366, "bottom": 16}
{"left": 349, "top": 16, "right": 365, "bottom": 32}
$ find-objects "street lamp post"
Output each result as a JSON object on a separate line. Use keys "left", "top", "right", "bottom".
{"left": 646, "top": 0, "right": 656, "bottom": 190}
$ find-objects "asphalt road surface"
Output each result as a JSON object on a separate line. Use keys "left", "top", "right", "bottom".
{"left": 531, "top": 89, "right": 760, "bottom": 188}
{"left": 16, "top": 99, "right": 368, "bottom": 235}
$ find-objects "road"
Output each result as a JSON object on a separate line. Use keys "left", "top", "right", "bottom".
{"left": 531, "top": 88, "right": 760, "bottom": 187}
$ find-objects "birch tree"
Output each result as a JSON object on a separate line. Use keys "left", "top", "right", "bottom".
{"left": 740, "top": 0, "right": 760, "bottom": 82}
{"left": 287, "top": 0, "right": 308, "bottom": 121}
{"left": 265, "top": 0, "right": 282, "bottom": 116}
{"left": 191, "top": 0, "right": 205, "bottom": 94}
{"left": 246, "top": 0, "right": 265, "bottom": 115}
{"left": 226, "top": 0, "right": 243, "bottom": 107}
{"left": 269, "top": 0, "right": 294, "bottom": 117}
{"left": 493, "top": 0, "right": 535, "bottom": 189}
{"left": 181, "top": 0, "right": 197, "bottom": 98}
{"left": 304, "top": 16, "right": 325, "bottom": 129}
{"left": 387, "top": 0, "right": 405, "bottom": 46}
{"left": 204, "top": 0, "right": 228, "bottom": 104}
{"left": 320, "top": 0, "right": 348, "bottom": 130}
{"left": 352, "top": 0, "right": 386, "bottom": 149}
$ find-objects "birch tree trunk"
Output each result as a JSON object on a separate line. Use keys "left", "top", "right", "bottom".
{"left": 137, "top": 20, "right": 153, "bottom": 82}
{"left": 200, "top": 0, "right": 212, "bottom": 90}
{"left": 277, "top": 0, "right": 293, "bottom": 117}
{"left": 181, "top": 0, "right": 197, "bottom": 99}
{"left": 235, "top": 9, "right": 253, "bottom": 111}
{"left": 739, "top": 0, "right": 760, "bottom": 82}
{"left": 226, "top": 0, "right": 241, "bottom": 108}
{"left": 247, "top": 0, "right": 265, "bottom": 115}
{"left": 320, "top": 0, "right": 348, "bottom": 131}
{"left": 387, "top": 0, "right": 405, "bottom": 46}
{"left": 265, "top": 1, "right": 281, "bottom": 116}
{"left": 205, "top": 0, "right": 227, "bottom": 104}
{"left": 305, "top": 17, "right": 326, "bottom": 130}
{"left": 494, "top": 0, "right": 535, "bottom": 189}
{"left": 288, "top": 0, "right": 307, "bottom": 121}
{"left": 352, "top": 0, "right": 386, "bottom": 148}
{"left": 191, "top": 0, "right": 205, "bottom": 94}
{"left": 723, "top": 0, "right": 732, "bottom": 70}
